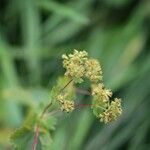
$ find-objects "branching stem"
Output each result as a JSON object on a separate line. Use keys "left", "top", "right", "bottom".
{"left": 32, "top": 79, "right": 73, "bottom": 150}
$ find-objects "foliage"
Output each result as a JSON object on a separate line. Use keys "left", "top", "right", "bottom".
{"left": 10, "top": 49, "right": 122, "bottom": 149}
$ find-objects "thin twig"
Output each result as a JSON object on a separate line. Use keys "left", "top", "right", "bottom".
{"left": 59, "top": 79, "right": 73, "bottom": 93}
{"left": 40, "top": 102, "right": 52, "bottom": 118}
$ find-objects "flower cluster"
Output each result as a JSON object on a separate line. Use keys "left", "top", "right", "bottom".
{"left": 60, "top": 50, "right": 122, "bottom": 123}
{"left": 85, "top": 59, "right": 102, "bottom": 82}
{"left": 62, "top": 50, "right": 88, "bottom": 83}
{"left": 57, "top": 93, "right": 75, "bottom": 113}
{"left": 92, "top": 83, "right": 112, "bottom": 103}
{"left": 60, "top": 100, "right": 74, "bottom": 113}
{"left": 62, "top": 50, "right": 102, "bottom": 83}
{"left": 92, "top": 83, "right": 122, "bottom": 123}
{"left": 99, "top": 98, "right": 122, "bottom": 123}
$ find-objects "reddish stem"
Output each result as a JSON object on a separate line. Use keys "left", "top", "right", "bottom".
{"left": 32, "top": 79, "right": 73, "bottom": 150}
{"left": 32, "top": 125, "right": 40, "bottom": 150}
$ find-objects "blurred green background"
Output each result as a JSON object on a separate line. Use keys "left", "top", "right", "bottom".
{"left": 0, "top": 0, "right": 150, "bottom": 149}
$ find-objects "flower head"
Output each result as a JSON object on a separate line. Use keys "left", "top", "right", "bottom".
{"left": 92, "top": 83, "right": 112, "bottom": 103}
{"left": 60, "top": 100, "right": 75, "bottom": 113}
{"left": 99, "top": 98, "right": 122, "bottom": 123}
{"left": 85, "top": 59, "right": 102, "bottom": 82}
{"left": 56, "top": 93, "right": 75, "bottom": 113}
{"left": 62, "top": 50, "right": 88, "bottom": 83}
{"left": 57, "top": 93, "right": 67, "bottom": 104}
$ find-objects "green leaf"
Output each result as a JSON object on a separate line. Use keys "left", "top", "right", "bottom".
{"left": 91, "top": 98, "right": 106, "bottom": 118}
{"left": 39, "top": 116, "right": 57, "bottom": 131}
{"left": 50, "top": 76, "right": 75, "bottom": 101}
{"left": 11, "top": 126, "right": 52, "bottom": 150}
{"left": 10, "top": 108, "right": 56, "bottom": 149}
{"left": 50, "top": 76, "right": 69, "bottom": 98}
{"left": 39, "top": 132, "right": 52, "bottom": 150}
{"left": 11, "top": 127, "right": 35, "bottom": 150}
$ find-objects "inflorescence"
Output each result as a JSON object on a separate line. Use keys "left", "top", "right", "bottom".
{"left": 56, "top": 50, "right": 122, "bottom": 123}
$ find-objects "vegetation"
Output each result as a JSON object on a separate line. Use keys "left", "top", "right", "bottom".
{"left": 0, "top": 0, "right": 150, "bottom": 150}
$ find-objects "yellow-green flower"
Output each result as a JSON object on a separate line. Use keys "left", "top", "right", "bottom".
{"left": 85, "top": 59, "right": 102, "bottom": 82}
{"left": 99, "top": 98, "right": 122, "bottom": 123}
{"left": 60, "top": 49, "right": 123, "bottom": 121}
{"left": 62, "top": 50, "right": 88, "bottom": 83}
{"left": 92, "top": 83, "right": 112, "bottom": 103}
{"left": 60, "top": 100, "right": 75, "bottom": 113}
{"left": 56, "top": 93, "right": 75, "bottom": 113}
{"left": 56, "top": 93, "right": 67, "bottom": 104}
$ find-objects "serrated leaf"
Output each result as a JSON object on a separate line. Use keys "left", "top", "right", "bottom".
{"left": 39, "top": 132, "right": 52, "bottom": 150}
{"left": 11, "top": 127, "right": 35, "bottom": 150}
{"left": 11, "top": 126, "right": 52, "bottom": 150}
{"left": 10, "top": 108, "right": 56, "bottom": 150}
{"left": 39, "top": 116, "right": 57, "bottom": 131}
{"left": 50, "top": 76, "right": 70, "bottom": 99}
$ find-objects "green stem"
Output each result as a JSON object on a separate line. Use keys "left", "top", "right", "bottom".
{"left": 97, "top": 105, "right": 107, "bottom": 111}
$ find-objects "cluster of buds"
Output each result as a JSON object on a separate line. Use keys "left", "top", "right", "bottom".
{"left": 57, "top": 93, "right": 75, "bottom": 113}
{"left": 59, "top": 50, "right": 122, "bottom": 123}
{"left": 91, "top": 83, "right": 122, "bottom": 123}
{"left": 85, "top": 59, "right": 102, "bottom": 82}
{"left": 62, "top": 50, "right": 102, "bottom": 83}
{"left": 92, "top": 83, "right": 112, "bottom": 103}
{"left": 60, "top": 100, "right": 74, "bottom": 113}
{"left": 62, "top": 50, "right": 88, "bottom": 83}
{"left": 99, "top": 98, "right": 122, "bottom": 123}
